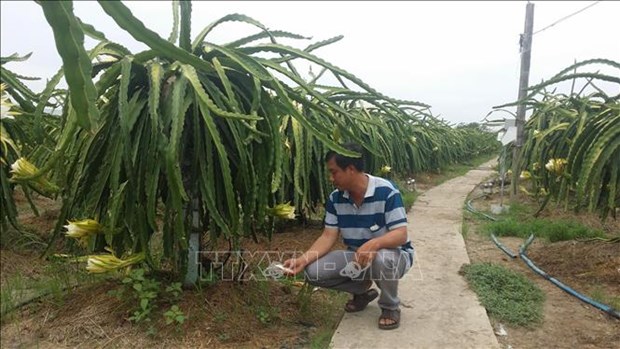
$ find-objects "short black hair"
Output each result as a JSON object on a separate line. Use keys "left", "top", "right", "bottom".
{"left": 324, "top": 142, "right": 365, "bottom": 172}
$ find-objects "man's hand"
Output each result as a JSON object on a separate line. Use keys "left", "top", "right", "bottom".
{"left": 356, "top": 227, "right": 407, "bottom": 267}
{"left": 355, "top": 240, "right": 379, "bottom": 267}
{"left": 282, "top": 257, "right": 307, "bottom": 276}
{"left": 282, "top": 228, "right": 338, "bottom": 276}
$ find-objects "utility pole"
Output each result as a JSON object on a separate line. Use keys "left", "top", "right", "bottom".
{"left": 512, "top": 2, "right": 535, "bottom": 198}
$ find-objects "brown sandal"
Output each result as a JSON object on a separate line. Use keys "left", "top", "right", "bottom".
{"left": 378, "top": 308, "right": 400, "bottom": 330}
{"left": 344, "top": 288, "right": 379, "bottom": 313}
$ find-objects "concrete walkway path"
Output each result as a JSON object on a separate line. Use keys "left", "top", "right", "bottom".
{"left": 330, "top": 160, "right": 500, "bottom": 349}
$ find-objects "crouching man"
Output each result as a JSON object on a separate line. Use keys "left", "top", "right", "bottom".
{"left": 283, "top": 143, "right": 414, "bottom": 330}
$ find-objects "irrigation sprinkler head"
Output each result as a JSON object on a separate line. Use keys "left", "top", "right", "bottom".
{"left": 482, "top": 182, "right": 494, "bottom": 195}
{"left": 406, "top": 178, "right": 417, "bottom": 191}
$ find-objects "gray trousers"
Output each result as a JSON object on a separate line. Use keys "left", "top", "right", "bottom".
{"left": 304, "top": 248, "right": 412, "bottom": 310}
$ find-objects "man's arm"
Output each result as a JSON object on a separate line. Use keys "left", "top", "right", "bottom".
{"left": 283, "top": 227, "right": 339, "bottom": 275}
{"left": 355, "top": 226, "right": 407, "bottom": 266}
{"left": 356, "top": 187, "right": 409, "bottom": 266}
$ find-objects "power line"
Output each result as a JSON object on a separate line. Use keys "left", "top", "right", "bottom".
{"left": 532, "top": 1, "right": 601, "bottom": 36}
{"left": 516, "top": 1, "right": 602, "bottom": 56}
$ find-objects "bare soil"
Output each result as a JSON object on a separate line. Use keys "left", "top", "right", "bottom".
{"left": 464, "top": 190, "right": 620, "bottom": 349}
{"left": 2, "top": 187, "right": 357, "bottom": 348}
{"left": 1, "top": 221, "right": 348, "bottom": 349}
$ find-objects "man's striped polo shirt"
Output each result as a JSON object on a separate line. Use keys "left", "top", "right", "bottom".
{"left": 324, "top": 174, "right": 414, "bottom": 259}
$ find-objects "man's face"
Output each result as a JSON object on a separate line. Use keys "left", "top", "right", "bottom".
{"left": 326, "top": 157, "right": 353, "bottom": 191}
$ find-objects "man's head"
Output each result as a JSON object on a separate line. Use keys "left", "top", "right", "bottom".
{"left": 325, "top": 143, "right": 365, "bottom": 191}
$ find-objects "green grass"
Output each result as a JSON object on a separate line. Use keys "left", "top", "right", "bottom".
{"left": 461, "top": 221, "right": 470, "bottom": 239}
{"left": 431, "top": 154, "right": 497, "bottom": 186}
{"left": 0, "top": 224, "right": 48, "bottom": 251}
{"left": 461, "top": 262, "right": 545, "bottom": 327}
{"left": 0, "top": 258, "right": 97, "bottom": 320}
{"left": 306, "top": 289, "right": 347, "bottom": 349}
{"left": 0, "top": 275, "right": 70, "bottom": 320}
{"left": 475, "top": 201, "right": 606, "bottom": 242}
{"left": 497, "top": 201, "right": 535, "bottom": 217}
{"left": 589, "top": 286, "right": 620, "bottom": 311}
{"left": 309, "top": 326, "right": 339, "bottom": 349}
{"left": 401, "top": 188, "right": 416, "bottom": 212}
{"left": 482, "top": 218, "right": 605, "bottom": 242}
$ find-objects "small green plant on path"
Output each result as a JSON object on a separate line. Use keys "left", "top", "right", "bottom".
{"left": 460, "top": 262, "right": 545, "bottom": 327}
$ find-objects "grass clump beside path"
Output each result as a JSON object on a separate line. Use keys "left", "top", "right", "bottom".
{"left": 460, "top": 262, "right": 545, "bottom": 327}
{"left": 482, "top": 217, "right": 605, "bottom": 242}
{"left": 478, "top": 202, "right": 606, "bottom": 242}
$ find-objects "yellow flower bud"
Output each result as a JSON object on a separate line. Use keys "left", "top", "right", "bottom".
{"left": 380, "top": 165, "right": 392, "bottom": 175}
{"left": 267, "top": 202, "right": 296, "bottom": 220}
{"left": 64, "top": 219, "right": 104, "bottom": 239}
{"left": 9, "top": 157, "right": 37, "bottom": 179}
{"left": 86, "top": 251, "right": 145, "bottom": 274}
{"left": 9, "top": 157, "right": 59, "bottom": 196}
{"left": 545, "top": 158, "right": 567, "bottom": 175}
{"left": 1, "top": 83, "right": 21, "bottom": 120}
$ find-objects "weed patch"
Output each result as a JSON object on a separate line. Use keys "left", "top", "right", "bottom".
{"left": 461, "top": 262, "right": 545, "bottom": 327}
{"left": 590, "top": 286, "right": 620, "bottom": 311}
{"left": 483, "top": 218, "right": 605, "bottom": 242}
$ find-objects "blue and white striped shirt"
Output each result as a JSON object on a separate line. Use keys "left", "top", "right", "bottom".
{"left": 324, "top": 174, "right": 413, "bottom": 256}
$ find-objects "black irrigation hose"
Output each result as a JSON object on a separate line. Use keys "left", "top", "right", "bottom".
{"left": 520, "top": 234, "right": 620, "bottom": 320}
{"left": 490, "top": 234, "right": 518, "bottom": 259}
{"left": 465, "top": 194, "right": 499, "bottom": 222}
{"left": 465, "top": 194, "right": 517, "bottom": 258}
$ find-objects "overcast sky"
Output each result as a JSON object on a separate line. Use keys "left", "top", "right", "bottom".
{"left": 1, "top": 1, "right": 619, "bottom": 125}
